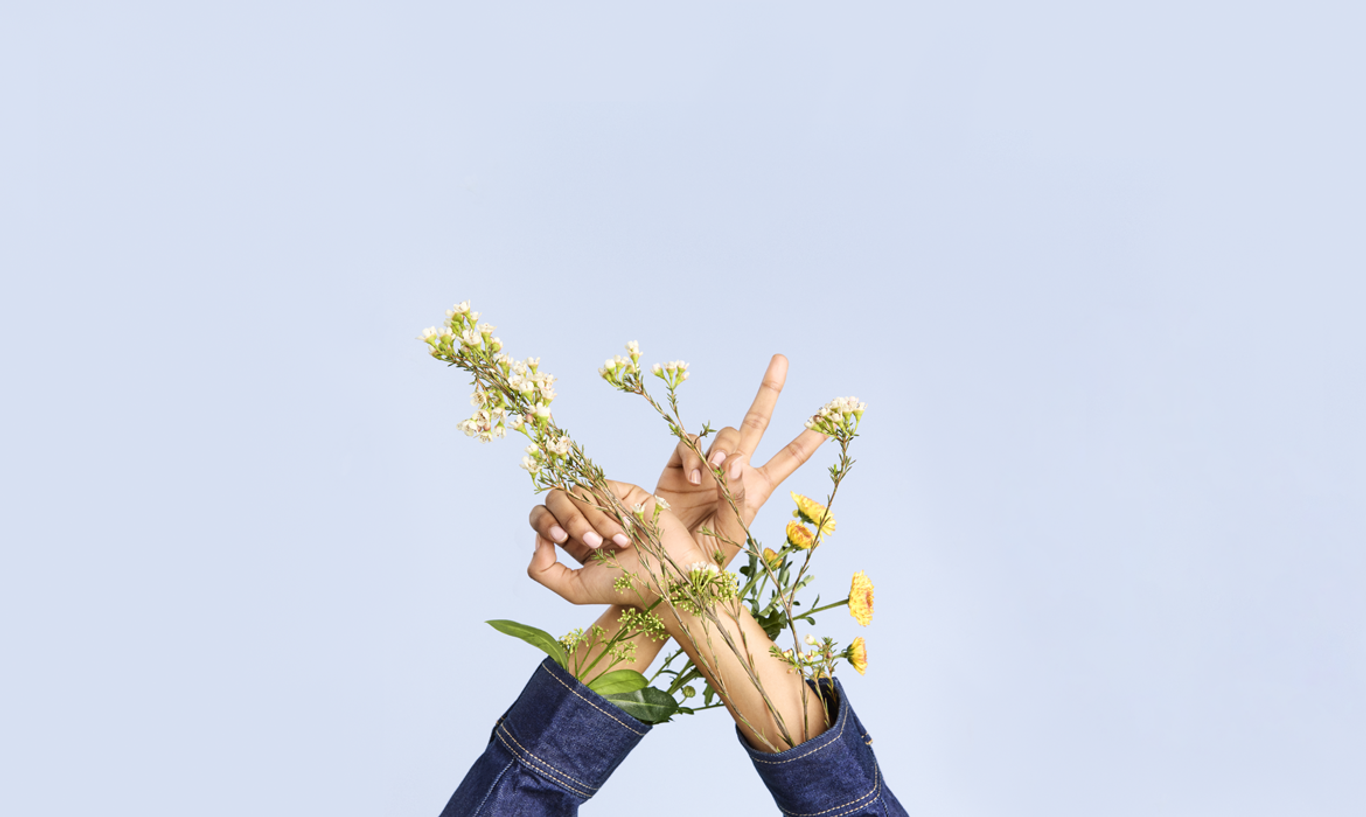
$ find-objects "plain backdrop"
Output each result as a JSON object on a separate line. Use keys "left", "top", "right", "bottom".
{"left": 2, "top": 3, "right": 1363, "bottom": 816}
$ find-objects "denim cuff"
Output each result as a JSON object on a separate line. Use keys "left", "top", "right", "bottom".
{"left": 492, "top": 657, "right": 653, "bottom": 800}
{"left": 739, "top": 677, "right": 887, "bottom": 817}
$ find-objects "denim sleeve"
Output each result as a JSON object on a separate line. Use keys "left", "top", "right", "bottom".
{"left": 740, "top": 677, "right": 908, "bottom": 817}
{"left": 438, "top": 657, "right": 652, "bottom": 817}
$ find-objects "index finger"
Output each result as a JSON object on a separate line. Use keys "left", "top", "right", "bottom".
{"left": 736, "top": 354, "right": 789, "bottom": 457}
{"left": 757, "top": 427, "right": 828, "bottom": 487}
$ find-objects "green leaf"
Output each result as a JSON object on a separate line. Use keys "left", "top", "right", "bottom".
{"left": 486, "top": 620, "right": 567, "bottom": 668}
{"left": 604, "top": 686, "right": 680, "bottom": 724}
{"left": 587, "top": 669, "right": 649, "bottom": 696}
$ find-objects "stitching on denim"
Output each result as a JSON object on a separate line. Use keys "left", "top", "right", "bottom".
{"left": 748, "top": 698, "right": 849, "bottom": 765}
{"left": 776, "top": 762, "right": 881, "bottom": 817}
{"left": 495, "top": 723, "right": 597, "bottom": 799}
{"left": 471, "top": 757, "right": 517, "bottom": 816}
{"left": 537, "top": 663, "right": 648, "bottom": 736}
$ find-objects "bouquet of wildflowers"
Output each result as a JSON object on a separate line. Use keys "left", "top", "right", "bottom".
{"left": 421, "top": 302, "right": 874, "bottom": 750}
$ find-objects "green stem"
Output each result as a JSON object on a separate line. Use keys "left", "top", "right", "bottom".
{"left": 804, "top": 597, "right": 851, "bottom": 617}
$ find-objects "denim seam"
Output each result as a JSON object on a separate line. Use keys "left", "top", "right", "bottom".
{"left": 537, "top": 662, "right": 648, "bottom": 736}
{"left": 494, "top": 723, "right": 597, "bottom": 799}
{"left": 471, "top": 757, "right": 518, "bottom": 817}
{"left": 776, "top": 762, "right": 881, "bottom": 817}
{"left": 749, "top": 696, "right": 849, "bottom": 765}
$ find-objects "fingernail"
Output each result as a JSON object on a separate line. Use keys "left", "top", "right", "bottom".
{"left": 549, "top": 526, "right": 568, "bottom": 543}
{"left": 690, "top": 469, "right": 702, "bottom": 485}
{"left": 729, "top": 462, "right": 742, "bottom": 480}
{"left": 583, "top": 531, "right": 603, "bottom": 548}
{"left": 710, "top": 451, "right": 728, "bottom": 466}
{"left": 612, "top": 533, "right": 630, "bottom": 547}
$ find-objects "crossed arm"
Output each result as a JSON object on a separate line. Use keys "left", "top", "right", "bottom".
{"left": 525, "top": 353, "right": 830, "bottom": 751}
{"left": 440, "top": 354, "right": 906, "bottom": 817}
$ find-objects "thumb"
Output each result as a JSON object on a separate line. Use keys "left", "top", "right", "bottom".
{"left": 527, "top": 533, "right": 586, "bottom": 604}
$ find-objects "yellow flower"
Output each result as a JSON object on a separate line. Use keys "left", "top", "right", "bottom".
{"left": 762, "top": 547, "right": 782, "bottom": 566}
{"left": 785, "top": 521, "right": 816, "bottom": 550}
{"left": 847, "top": 637, "right": 868, "bottom": 675}
{"left": 791, "top": 492, "right": 836, "bottom": 536}
{"left": 849, "top": 571, "right": 874, "bottom": 626}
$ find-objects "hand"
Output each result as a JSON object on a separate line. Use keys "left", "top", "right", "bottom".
{"left": 655, "top": 354, "right": 827, "bottom": 564}
{"left": 527, "top": 354, "right": 827, "bottom": 567}
{"left": 527, "top": 480, "right": 710, "bottom": 607}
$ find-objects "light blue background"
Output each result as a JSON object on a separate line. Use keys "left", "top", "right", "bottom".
{"left": 3, "top": 3, "right": 1363, "bottom": 815}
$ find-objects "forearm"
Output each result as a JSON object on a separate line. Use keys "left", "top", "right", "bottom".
{"left": 659, "top": 601, "right": 828, "bottom": 752}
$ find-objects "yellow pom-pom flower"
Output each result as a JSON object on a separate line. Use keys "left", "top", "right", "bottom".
{"left": 790, "top": 492, "right": 836, "bottom": 536}
{"left": 785, "top": 521, "right": 816, "bottom": 550}
{"left": 846, "top": 637, "right": 868, "bottom": 675}
{"left": 849, "top": 571, "right": 874, "bottom": 626}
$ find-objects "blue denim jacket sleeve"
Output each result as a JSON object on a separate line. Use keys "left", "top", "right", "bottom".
{"left": 740, "top": 677, "right": 908, "bottom": 817}
{"left": 440, "top": 661, "right": 905, "bottom": 816}
{"left": 438, "top": 657, "right": 652, "bottom": 816}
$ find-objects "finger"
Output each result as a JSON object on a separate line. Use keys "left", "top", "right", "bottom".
{"left": 545, "top": 489, "right": 595, "bottom": 547}
{"left": 548, "top": 489, "right": 610, "bottom": 549}
{"left": 702, "top": 426, "right": 742, "bottom": 484}
{"left": 758, "top": 427, "right": 829, "bottom": 488}
{"left": 604, "top": 479, "right": 656, "bottom": 512}
{"left": 528, "top": 498, "right": 571, "bottom": 544}
{"left": 557, "top": 483, "right": 639, "bottom": 549}
{"left": 530, "top": 504, "right": 593, "bottom": 565}
{"left": 665, "top": 434, "right": 706, "bottom": 486}
{"left": 736, "top": 354, "right": 788, "bottom": 457}
{"left": 527, "top": 533, "right": 588, "bottom": 604}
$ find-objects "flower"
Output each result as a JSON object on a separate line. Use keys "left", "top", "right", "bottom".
{"left": 785, "top": 521, "right": 815, "bottom": 550}
{"left": 791, "top": 492, "right": 836, "bottom": 536}
{"left": 519, "top": 455, "right": 541, "bottom": 473}
{"left": 805, "top": 396, "right": 867, "bottom": 436}
{"left": 846, "top": 637, "right": 868, "bottom": 675}
{"left": 849, "top": 571, "right": 874, "bottom": 626}
{"left": 761, "top": 547, "right": 781, "bottom": 566}
{"left": 805, "top": 633, "right": 818, "bottom": 646}
{"left": 654, "top": 496, "right": 670, "bottom": 511}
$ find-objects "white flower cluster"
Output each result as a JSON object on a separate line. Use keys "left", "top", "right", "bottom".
{"left": 650, "top": 360, "right": 690, "bottom": 389}
{"left": 419, "top": 300, "right": 560, "bottom": 445}
{"left": 520, "top": 435, "right": 575, "bottom": 474}
{"left": 683, "top": 561, "right": 721, "bottom": 577}
{"left": 420, "top": 301, "right": 503, "bottom": 359}
{"left": 805, "top": 396, "right": 867, "bottom": 439}
{"left": 599, "top": 340, "right": 645, "bottom": 390}
{"left": 458, "top": 406, "right": 511, "bottom": 443}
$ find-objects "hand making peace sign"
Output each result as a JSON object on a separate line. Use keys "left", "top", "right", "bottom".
{"left": 528, "top": 354, "right": 828, "bottom": 569}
